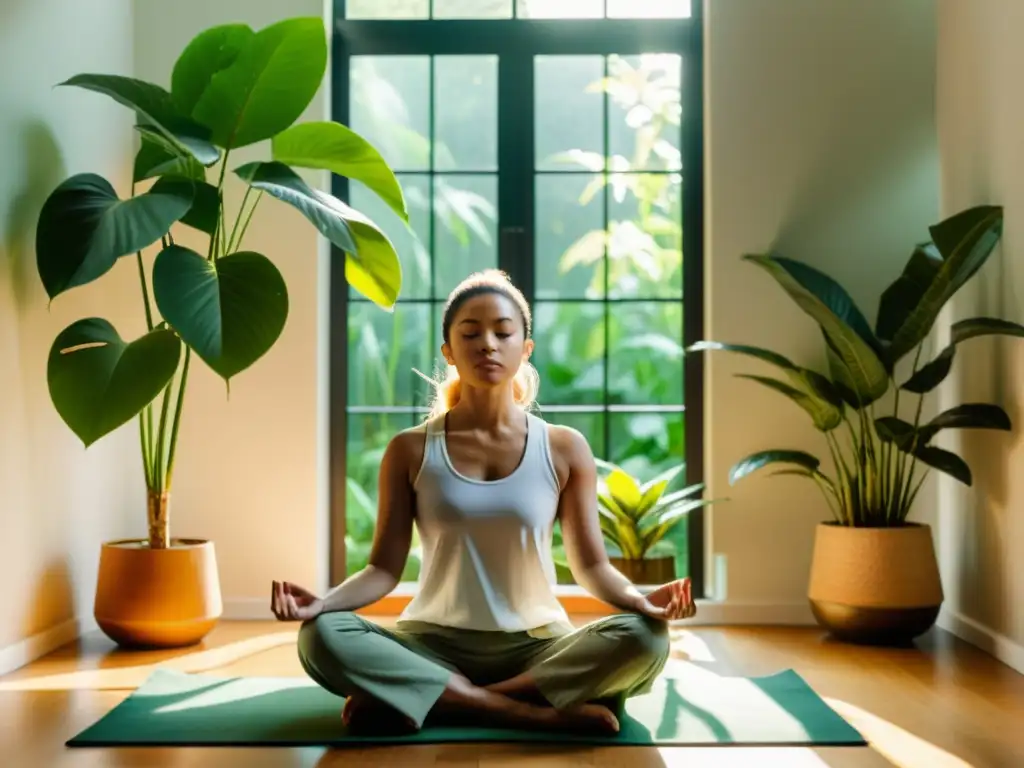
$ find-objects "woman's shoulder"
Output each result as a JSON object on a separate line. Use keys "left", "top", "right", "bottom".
{"left": 385, "top": 422, "right": 431, "bottom": 479}
{"left": 537, "top": 417, "right": 595, "bottom": 470}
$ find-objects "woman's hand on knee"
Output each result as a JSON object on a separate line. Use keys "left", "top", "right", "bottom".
{"left": 271, "top": 580, "right": 324, "bottom": 621}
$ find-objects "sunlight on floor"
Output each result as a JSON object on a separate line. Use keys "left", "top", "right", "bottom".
{"left": 0, "top": 632, "right": 298, "bottom": 691}
{"left": 825, "top": 698, "right": 976, "bottom": 768}
{"left": 0, "top": 628, "right": 980, "bottom": 767}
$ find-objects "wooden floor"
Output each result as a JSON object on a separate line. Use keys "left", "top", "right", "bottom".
{"left": 1, "top": 617, "right": 1022, "bottom": 767}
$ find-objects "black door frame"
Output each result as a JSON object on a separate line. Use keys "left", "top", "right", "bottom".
{"left": 327, "top": 8, "right": 706, "bottom": 597}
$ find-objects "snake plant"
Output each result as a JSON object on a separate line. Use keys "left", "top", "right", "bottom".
{"left": 688, "top": 206, "right": 1023, "bottom": 527}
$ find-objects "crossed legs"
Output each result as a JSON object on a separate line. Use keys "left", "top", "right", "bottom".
{"left": 297, "top": 611, "right": 670, "bottom": 734}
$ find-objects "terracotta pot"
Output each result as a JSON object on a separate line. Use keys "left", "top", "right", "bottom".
{"left": 610, "top": 555, "right": 676, "bottom": 586}
{"left": 94, "top": 538, "right": 222, "bottom": 648}
{"left": 807, "top": 522, "right": 943, "bottom": 645}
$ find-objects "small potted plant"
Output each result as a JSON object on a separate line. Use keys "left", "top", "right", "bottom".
{"left": 596, "top": 462, "right": 718, "bottom": 585}
{"left": 35, "top": 17, "right": 405, "bottom": 647}
{"left": 688, "top": 205, "right": 1023, "bottom": 644}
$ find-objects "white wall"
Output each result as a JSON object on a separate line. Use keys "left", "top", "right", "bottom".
{"left": 703, "top": 0, "right": 939, "bottom": 606}
{"left": 932, "top": 0, "right": 1024, "bottom": 670}
{"left": 131, "top": 0, "right": 331, "bottom": 609}
{"left": 0, "top": 0, "right": 141, "bottom": 664}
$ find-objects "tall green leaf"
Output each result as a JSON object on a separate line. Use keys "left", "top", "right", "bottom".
{"left": 687, "top": 340, "right": 844, "bottom": 417}
{"left": 885, "top": 206, "right": 1004, "bottom": 363}
{"left": 729, "top": 449, "right": 822, "bottom": 485}
{"left": 272, "top": 121, "right": 408, "bottom": 222}
{"left": 736, "top": 374, "right": 843, "bottom": 431}
{"left": 35, "top": 174, "right": 194, "bottom": 300}
{"left": 743, "top": 254, "right": 889, "bottom": 404}
{"left": 59, "top": 74, "right": 219, "bottom": 165}
{"left": 914, "top": 445, "right": 972, "bottom": 486}
{"left": 235, "top": 161, "right": 401, "bottom": 308}
{"left": 902, "top": 316, "right": 1024, "bottom": 393}
{"left": 47, "top": 318, "right": 181, "bottom": 447}
{"left": 171, "top": 23, "right": 254, "bottom": 116}
{"left": 876, "top": 403, "right": 1010, "bottom": 451}
{"left": 189, "top": 17, "right": 327, "bottom": 149}
{"left": 152, "top": 245, "right": 288, "bottom": 382}
{"left": 133, "top": 127, "right": 206, "bottom": 183}
{"left": 640, "top": 498, "right": 717, "bottom": 553}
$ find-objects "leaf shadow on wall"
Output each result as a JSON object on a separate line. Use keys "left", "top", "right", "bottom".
{"left": 3, "top": 118, "right": 65, "bottom": 310}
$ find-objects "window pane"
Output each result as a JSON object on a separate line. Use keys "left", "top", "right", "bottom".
{"left": 345, "top": 0, "right": 429, "bottom": 17}
{"left": 607, "top": 54, "right": 682, "bottom": 172}
{"left": 435, "top": 56, "right": 498, "bottom": 171}
{"left": 535, "top": 56, "right": 604, "bottom": 171}
{"left": 535, "top": 174, "right": 605, "bottom": 300}
{"left": 608, "top": 302, "right": 683, "bottom": 405}
{"left": 350, "top": 56, "right": 431, "bottom": 172}
{"left": 540, "top": 410, "right": 606, "bottom": 458}
{"left": 349, "top": 175, "right": 431, "bottom": 300}
{"left": 348, "top": 303, "right": 434, "bottom": 407}
{"left": 609, "top": 411, "right": 684, "bottom": 478}
{"left": 531, "top": 301, "right": 605, "bottom": 405}
{"left": 346, "top": 413, "right": 423, "bottom": 581}
{"left": 607, "top": 173, "right": 682, "bottom": 299}
{"left": 607, "top": 0, "right": 692, "bottom": 18}
{"left": 517, "top": 0, "right": 602, "bottom": 18}
{"left": 433, "top": 174, "right": 499, "bottom": 297}
{"left": 434, "top": 0, "right": 513, "bottom": 18}
{"left": 609, "top": 410, "right": 687, "bottom": 576}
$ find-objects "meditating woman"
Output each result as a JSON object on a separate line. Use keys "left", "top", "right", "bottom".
{"left": 270, "top": 269, "right": 696, "bottom": 735}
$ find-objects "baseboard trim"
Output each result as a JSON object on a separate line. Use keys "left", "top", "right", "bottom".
{"left": 0, "top": 617, "right": 93, "bottom": 677}
{"left": 222, "top": 596, "right": 817, "bottom": 626}
{"left": 938, "top": 609, "right": 1024, "bottom": 674}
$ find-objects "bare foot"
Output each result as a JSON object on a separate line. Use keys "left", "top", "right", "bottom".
{"left": 553, "top": 703, "right": 620, "bottom": 734}
{"left": 342, "top": 693, "right": 417, "bottom": 734}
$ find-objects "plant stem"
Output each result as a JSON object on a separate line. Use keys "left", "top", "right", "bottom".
{"left": 894, "top": 345, "right": 925, "bottom": 522}
{"left": 164, "top": 347, "right": 192, "bottom": 491}
{"left": 227, "top": 185, "right": 252, "bottom": 254}
{"left": 237, "top": 191, "right": 262, "bottom": 250}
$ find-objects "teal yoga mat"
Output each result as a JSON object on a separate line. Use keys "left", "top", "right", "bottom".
{"left": 67, "top": 667, "right": 866, "bottom": 747}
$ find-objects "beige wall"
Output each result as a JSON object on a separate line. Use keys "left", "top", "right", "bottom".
{"left": 703, "top": 0, "right": 939, "bottom": 604}
{"left": 0, "top": 0, "right": 141, "bottom": 654}
{"left": 932, "top": 0, "right": 1024, "bottom": 660}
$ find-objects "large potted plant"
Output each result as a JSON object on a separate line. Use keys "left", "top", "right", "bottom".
{"left": 688, "top": 206, "right": 1023, "bottom": 644}
{"left": 596, "top": 462, "right": 718, "bottom": 585}
{"left": 35, "top": 17, "right": 405, "bottom": 648}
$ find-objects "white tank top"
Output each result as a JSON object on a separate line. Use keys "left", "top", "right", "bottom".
{"left": 398, "top": 410, "right": 572, "bottom": 633}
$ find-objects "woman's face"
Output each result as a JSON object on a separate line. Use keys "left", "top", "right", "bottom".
{"left": 442, "top": 292, "right": 533, "bottom": 390}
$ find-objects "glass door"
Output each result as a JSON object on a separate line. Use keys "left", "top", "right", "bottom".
{"left": 330, "top": 5, "right": 703, "bottom": 594}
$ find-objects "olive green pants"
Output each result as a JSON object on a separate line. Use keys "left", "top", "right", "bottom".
{"left": 296, "top": 612, "right": 670, "bottom": 728}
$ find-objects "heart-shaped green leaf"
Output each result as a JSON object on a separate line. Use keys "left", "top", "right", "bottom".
{"left": 190, "top": 17, "right": 327, "bottom": 148}
{"left": 171, "top": 23, "right": 254, "bottom": 116}
{"left": 744, "top": 253, "right": 889, "bottom": 405}
{"left": 272, "top": 121, "right": 408, "bottom": 222}
{"left": 235, "top": 161, "right": 401, "bottom": 308}
{"left": 152, "top": 245, "right": 288, "bottom": 381}
{"left": 60, "top": 74, "right": 220, "bottom": 166}
{"left": 179, "top": 181, "right": 221, "bottom": 235}
{"left": 35, "top": 173, "right": 194, "bottom": 300}
{"left": 47, "top": 318, "right": 181, "bottom": 447}
{"left": 133, "top": 127, "right": 206, "bottom": 184}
